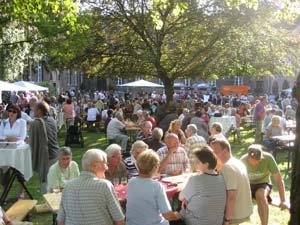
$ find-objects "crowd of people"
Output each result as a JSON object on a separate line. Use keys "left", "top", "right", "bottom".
{"left": 0, "top": 89, "right": 295, "bottom": 225}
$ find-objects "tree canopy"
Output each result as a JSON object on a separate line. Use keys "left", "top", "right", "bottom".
{"left": 60, "top": 0, "right": 300, "bottom": 102}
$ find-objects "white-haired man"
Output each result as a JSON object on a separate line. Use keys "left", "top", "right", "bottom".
{"left": 185, "top": 124, "right": 206, "bottom": 171}
{"left": 57, "top": 149, "right": 125, "bottom": 225}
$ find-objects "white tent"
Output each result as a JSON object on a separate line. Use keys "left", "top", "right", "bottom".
{"left": 118, "top": 79, "right": 164, "bottom": 88}
{"left": 0, "top": 81, "right": 27, "bottom": 91}
{"left": 13, "top": 81, "right": 48, "bottom": 91}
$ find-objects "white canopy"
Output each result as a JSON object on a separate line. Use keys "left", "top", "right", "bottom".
{"left": 0, "top": 81, "right": 27, "bottom": 91}
{"left": 118, "top": 79, "right": 164, "bottom": 88}
{"left": 13, "top": 81, "right": 48, "bottom": 91}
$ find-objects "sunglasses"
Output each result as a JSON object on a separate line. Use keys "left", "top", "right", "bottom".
{"left": 8, "top": 110, "right": 17, "bottom": 113}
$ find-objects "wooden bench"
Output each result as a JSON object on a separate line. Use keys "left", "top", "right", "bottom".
{"left": 6, "top": 199, "right": 37, "bottom": 222}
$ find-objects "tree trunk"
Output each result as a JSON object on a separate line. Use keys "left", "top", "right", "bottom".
{"left": 289, "top": 74, "right": 300, "bottom": 225}
{"left": 161, "top": 76, "right": 174, "bottom": 104}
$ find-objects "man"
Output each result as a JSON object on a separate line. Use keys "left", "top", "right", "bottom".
{"left": 210, "top": 138, "right": 252, "bottom": 224}
{"left": 30, "top": 101, "right": 60, "bottom": 194}
{"left": 107, "top": 112, "right": 129, "bottom": 152}
{"left": 105, "top": 144, "right": 128, "bottom": 184}
{"left": 185, "top": 124, "right": 206, "bottom": 171}
{"left": 157, "top": 133, "right": 189, "bottom": 176}
{"left": 135, "top": 120, "right": 152, "bottom": 141}
{"left": 26, "top": 96, "right": 38, "bottom": 119}
{"left": 57, "top": 149, "right": 125, "bottom": 225}
{"left": 240, "top": 144, "right": 289, "bottom": 225}
{"left": 47, "top": 147, "right": 80, "bottom": 192}
{"left": 253, "top": 96, "right": 267, "bottom": 143}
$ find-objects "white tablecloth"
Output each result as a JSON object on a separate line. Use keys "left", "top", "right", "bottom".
{"left": 209, "top": 116, "right": 237, "bottom": 135}
{"left": 0, "top": 144, "right": 32, "bottom": 181}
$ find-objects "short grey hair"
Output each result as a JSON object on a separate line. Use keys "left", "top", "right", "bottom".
{"left": 82, "top": 149, "right": 107, "bottom": 171}
{"left": 212, "top": 122, "right": 223, "bottom": 133}
{"left": 105, "top": 144, "right": 122, "bottom": 157}
{"left": 131, "top": 140, "right": 148, "bottom": 154}
{"left": 152, "top": 127, "right": 163, "bottom": 140}
{"left": 59, "top": 146, "right": 72, "bottom": 156}
{"left": 187, "top": 124, "right": 197, "bottom": 134}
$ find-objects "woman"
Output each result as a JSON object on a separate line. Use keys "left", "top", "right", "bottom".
{"left": 179, "top": 146, "right": 226, "bottom": 225}
{"left": 166, "top": 119, "right": 186, "bottom": 144}
{"left": 62, "top": 98, "right": 75, "bottom": 130}
{"left": 0, "top": 104, "right": 26, "bottom": 142}
{"left": 124, "top": 140, "right": 148, "bottom": 178}
{"left": 126, "top": 150, "right": 181, "bottom": 225}
{"left": 263, "top": 115, "right": 283, "bottom": 155}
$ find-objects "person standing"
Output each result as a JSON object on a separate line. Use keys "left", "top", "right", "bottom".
{"left": 253, "top": 96, "right": 267, "bottom": 143}
{"left": 210, "top": 138, "right": 252, "bottom": 225}
{"left": 240, "top": 144, "right": 289, "bottom": 225}
{"left": 30, "top": 101, "right": 60, "bottom": 194}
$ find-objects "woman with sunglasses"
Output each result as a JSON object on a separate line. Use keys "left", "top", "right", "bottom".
{"left": 0, "top": 104, "right": 27, "bottom": 143}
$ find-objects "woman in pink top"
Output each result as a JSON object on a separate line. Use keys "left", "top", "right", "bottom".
{"left": 62, "top": 98, "right": 75, "bottom": 129}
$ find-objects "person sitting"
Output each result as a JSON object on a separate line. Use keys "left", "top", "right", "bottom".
{"left": 86, "top": 101, "right": 100, "bottom": 130}
{"left": 126, "top": 149, "right": 181, "bottom": 225}
{"left": 240, "top": 144, "right": 289, "bottom": 225}
{"left": 0, "top": 104, "right": 27, "bottom": 143}
{"left": 57, "top": 149, "right": 125, "bottom": 225}
{"left": 157, "top": 133, "right": 189, "bottom": 176}
{"left": 166, "top": 119, "right": 186, "bottom": 144}
{"left": 105, "top": 144, "right": 128, "bottom": 184}
{"left": 47, "top": 147, "right": 80, "bottom": 192}
{"left": 124, "top": 140, "right": 148, "bottom": 178}
{"left": 262, "top": 115, "right": 283, "bottom": 156}
{"left": 143, "top": 110, "right": 156, "bottom": 129}
{"left": 179, "top": 146, "right": 226, "bottom": 225}
{"left": 135, "top": 121, "right": 152, "bottom": 141}
{"left": 185, "top": 124, "right": 206, "bottom": 171}
{"left": 104, "top": 108, "right": 114, "bottom": 135}
{"left": 144, "top": 127, "right": 165, "bottom": 151}
{"left": 209, "top": 122, "right": 226, "bottom": 140}
{"left": 107, "top": 112, "right": 130, "bottom": 152}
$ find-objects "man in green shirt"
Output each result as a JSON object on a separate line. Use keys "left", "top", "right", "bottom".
{"left": 241, "top": 144, "right": 289, "bottom": 225}
{"left": 47, "top": 147, "right": 80, "bottom": 192}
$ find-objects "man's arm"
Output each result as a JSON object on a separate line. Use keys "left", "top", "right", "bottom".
{"left": 272, "top": 172, "right": 289, "bottom": 210}
{"left": 114, "top": 220, "right": 125, "bottom": 225}
{"left": 159, "top": 152, "right": 173, "bottom": 174}
{"left": 224, "top": 190, "right": 237, "bottom": 224}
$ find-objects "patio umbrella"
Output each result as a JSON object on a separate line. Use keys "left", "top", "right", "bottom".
{"left": 13, "top": 81, "right": 48, "bottom": 91}
{"left": 0, "top": 81, "right": 27, "bottom": 91}
{"left": 118, "top": 79, "right": 164, "bottom": 88}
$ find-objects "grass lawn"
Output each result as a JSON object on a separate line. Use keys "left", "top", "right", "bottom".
{"left": 0, "top": 128, "right": 291, "bottom": 225}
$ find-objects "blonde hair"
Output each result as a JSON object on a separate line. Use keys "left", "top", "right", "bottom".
{"left": 137, "top": 149, "right": 160, "bottom": 175}
{"left": 168, "top": 119, "right": 182, "bottom": 133}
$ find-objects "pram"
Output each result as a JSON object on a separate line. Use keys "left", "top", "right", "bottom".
{"left": 65, "top": 119, "right": 84, "bottom": 147}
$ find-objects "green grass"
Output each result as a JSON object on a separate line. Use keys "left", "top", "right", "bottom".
{"left": 0, "top": 128, "right": 291, "bottom": 225}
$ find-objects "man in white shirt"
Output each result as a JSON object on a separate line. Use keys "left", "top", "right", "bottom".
{"left": 107, "top": 112, "right": 129, "bottom": 152}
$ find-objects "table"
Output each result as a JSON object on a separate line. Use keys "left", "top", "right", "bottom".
{"left": 271, "top": 134, "right": 295, "bottom": 172}
{"left": 209, "top": 116, "right": 237, "bottom": 135}
{"left": 43, "top": 192, "right": 62, "bottom": 225}
{"left": 0, "top": 143, "right": 33, "bottom": 205}
{"left": 125, "top": 126, "right": 140, "bottom": 143}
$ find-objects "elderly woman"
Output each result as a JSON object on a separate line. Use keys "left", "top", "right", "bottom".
{"left": 263, "top": 115, "right": 283, "bottom": 155}
{"left": 126, "top": 150, "right": 181, "bottom": 225}
{"left": 124, "top": 140, "right": 148, "bottom": 178}
{"left": 179, "top": 146, "right": 226, "bottom": 225}
{"left": 0, "top": 104, "right": 26, "bottom": 142}
{"left": 144, "top": 127, "right": 165, "bottom": 151}
{"left": 209, "top": 122, "right": 226, "bottom": 140}
{"left": 135, "top": 120, "right": 152, "bottom": 141}
{"left": 105, "top": 144, "right": 128, "bottom": 184}
{"left": 166, "top": 119, "right": 186, "bottom": 144}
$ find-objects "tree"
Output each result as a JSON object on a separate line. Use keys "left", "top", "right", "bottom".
{"left": 73, "top": 0, "right": 298, "bottom": 102}
{"left": 290, "top": 74, "right": 300, "bottom": 225}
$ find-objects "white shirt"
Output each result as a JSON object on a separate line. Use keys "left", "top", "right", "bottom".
{"left": 0, "top": 118, "right": 27, "bottom": 141}
{"left": 86, "top": 108, "right": 100, "bottom": 121}
{"left": 107, "top": 118, "right": 125, "bottom": 139}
